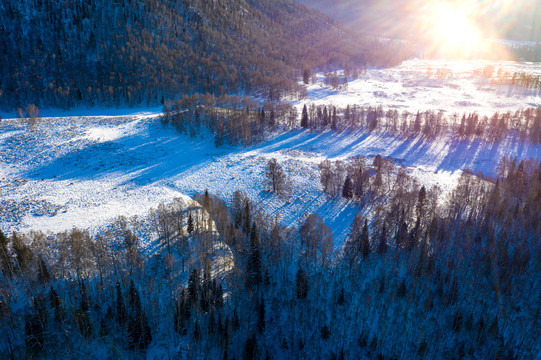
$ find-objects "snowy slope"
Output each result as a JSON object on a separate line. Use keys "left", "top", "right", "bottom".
{"left": 2, "top": 117, "right": 539, "bottom": 247}
{"left": 1, "top": 59, "right": 540, "bottom": 247}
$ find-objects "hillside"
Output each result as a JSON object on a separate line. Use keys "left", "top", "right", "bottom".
{"left": 0, "top": 0, "right": 363, "bottom": 110}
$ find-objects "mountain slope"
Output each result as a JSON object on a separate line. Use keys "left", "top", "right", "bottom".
{"left": 0, "top": 0, "right": 362, "bottom": 110}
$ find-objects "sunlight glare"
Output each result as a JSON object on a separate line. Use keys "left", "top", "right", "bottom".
{"left": 432, "top": 4, "right": 482, "bottom": 45}
{"left": 420, "top": 1, "right": 498, "bottom": 59}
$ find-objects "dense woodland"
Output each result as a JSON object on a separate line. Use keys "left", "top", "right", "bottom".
{"left": 0, "top": 0, "right": 380, "bottom": 110}
{"left": 0, "top": 155, "right": 539, "bottom": 358}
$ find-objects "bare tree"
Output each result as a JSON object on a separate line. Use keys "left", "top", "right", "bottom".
{"left": 25, "top": 104, "right": 40, "bottom": 128}
{"left": 319, "top": 160, "right": 333, "bottom": 193}
{"left": 265, "top": 158, "right": 291, "bottom": 198}
{"left": 299, "top": 213, "right": 333, "bottom": 269}
{"left": 265, "top": 158, "right": 285, "bottom": 193}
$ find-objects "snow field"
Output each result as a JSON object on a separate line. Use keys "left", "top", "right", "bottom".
{"left": 1, "top": 59, "right": 540, "bottom": 249}
{"left": 298, "top": 59, "right": 541, "bottom": 116}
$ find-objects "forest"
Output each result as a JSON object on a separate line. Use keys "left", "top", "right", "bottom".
{"left": 0, "top": 0, "right": 382, "bottom": 110}
{"left": 0, "top": 154, "right": 539, "bottom": 359}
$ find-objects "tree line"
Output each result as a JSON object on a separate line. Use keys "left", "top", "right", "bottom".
{"left": 299, "top": 103, "right": 541, "bottom": 144}
{"left": 162, "top": 93, "right": 298, "bottom": 146}
{"left": 162, "top": 93, "right": 541, "bottom": 147}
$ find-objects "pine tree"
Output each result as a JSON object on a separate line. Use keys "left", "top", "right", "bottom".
{"left": 323, "top": 106, "right": 329, "bottom": 127}
{"left": 269, "top": 109, "right": 276, "bottom": 128}
{"left": 377, "top": 225, "right": 388, "bottom": 255}
{"left": 413, "top": 111, "right": 421, "bottom": 133}
{"left": 331, "top": 107, "right": 338, "bottom": 131}
{"left": 188, "top": 268, "right": 201, "bottom": 306}
{"left": 372, "top": 155, "right": 383, "bottom": 190}
{"left": 247, "top": 223, "right": 262, "bottom": 288}
{"left": 115, "top": 281, "right": 127, "bottom": 325}
{"left": 407, "top": 217, "right": 421, "bottom": 252}
{"left": 127, "top": 280, "right": 152, "bottom": 350}
{"left": 301, "top": 104, "right": 309, "bottom": 128}
{"left": 296, "top": 267, "right": 308, "bottom": 299}
{"left": 187, "top": 213, "right": 194, "bottom": 234}
{"left": 243, "top": 333, "right": 258, "bottom": 360}
{"left": 337, "top": 287, "right": 345, "bottom": 305}
{"left": 303, "top": 68, "right": 311, "bottom": 84}
{"left": 257, "top": 296, "right": 265, "bottom": 334}
{"left": 332, "top": 107, "right": 338, "bottom": 130}
{"left": 415, "top": 186, "right": 427, "bottom": 220}
{"left": 244, "top": 201, "right": 251, "bottom": 233}
{"left": 360, "top": 219, "right": 370, "bottom": 258}
{"left": 193, "top": 319, "right": 201, "bottom": 341}
{"left": 342, "top": 176, "right": 353, "bottom": 199}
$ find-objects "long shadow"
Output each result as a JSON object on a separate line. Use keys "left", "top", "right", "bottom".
{"left": 25, "top": 124, "right": 228, "bottom": 186}
{"left": 436, "top": 138, "right": 482, "bottom": 173}
{"left": 389, "top": 135, "right": 428, "bottom": 162}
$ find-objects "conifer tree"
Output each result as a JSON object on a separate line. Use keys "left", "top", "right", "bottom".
{"left": 243, "top": 333, "right": 258, "bottom": 360}
{"left": 115, "top": 281, "right": 127, "bottom": 325}
{"left": 331, "top": 107, "right": 338, "bottom": 131}
{"left": 301, "top": 104, "right": 309, "bottom": 129}
{"left": 360, "top": 219, "right": 370, "bottom": 258}
{"left": 377, "top": 225, "right": 388, "bottom": 255}
{"left": 296, "top": 267, "right": 308, "bottom": 299}
{"left": 187, "top": 213, "right": 194, "bottom": 234}
{"left": 257, "top": 296, "right": 265, "bottom": 334}
{"left": 303, "top": 68, "right": 311, "bottom": 85}
{"left": 396, "top": 220, "right": 408, "bottom": 249}
{"left": 342, "top": 176, "right": 353, "bottom": 199}
{"left": 193, "top": 319, "right": 201, "bottom": 341}
{"left": 127, "top": 280, "right": 152, "bottom": 350}
{"left": 247, "top": 223, "right": 262, "bottom": 288}
{"left": 188, "top": 268, "right": 201, "bottom": 306}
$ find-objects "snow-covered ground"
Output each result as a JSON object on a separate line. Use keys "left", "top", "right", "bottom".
{"left": 1, "top": 59, "right": 540, "bottom": 247}
{"left": 298, "top": 59, "right": 541, "bottom": 115}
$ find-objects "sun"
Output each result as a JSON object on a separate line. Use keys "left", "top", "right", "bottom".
{"left": 432, "top": 4, "right": 482, "bottom": 45}
{"left": 422, "top": 2, "right": 486, "bottom": 58}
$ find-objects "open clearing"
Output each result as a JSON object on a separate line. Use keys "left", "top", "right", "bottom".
{"left": 1, "top": 59, "right": 540, "bottom": 247}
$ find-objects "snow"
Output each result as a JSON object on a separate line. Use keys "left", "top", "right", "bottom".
{"left": 297, "top": 59, "right": 541, "bottom": 116}
{"left": 1, "top": 59, "right": 540, "bottom": 248}
{"left": 0, "top": 105, "right": 163, "bottom": 121}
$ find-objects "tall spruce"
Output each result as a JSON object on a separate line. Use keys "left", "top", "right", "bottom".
{"left": 301, "top": 104, "right": 309, "bottom": 128}
{"left": 247, "top": 223, "right": 262, "bottom": 288}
